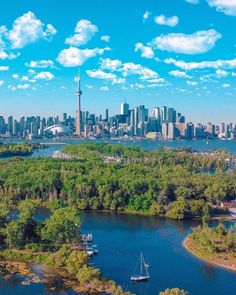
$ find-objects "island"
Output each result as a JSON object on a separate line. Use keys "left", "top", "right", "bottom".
{"left": 0, "top": 142, "right": 43, "bottom": 158}
{"left": 184, "top": 223, "right": 236, "bottom": 272}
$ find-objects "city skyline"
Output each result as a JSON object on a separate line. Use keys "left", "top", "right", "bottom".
{"left": 0, "top": 0, "right": 236, "bottom": 122}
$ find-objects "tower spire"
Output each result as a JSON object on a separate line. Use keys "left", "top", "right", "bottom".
{"left": 75, "top": 69, "right": 82, "bottom": 136}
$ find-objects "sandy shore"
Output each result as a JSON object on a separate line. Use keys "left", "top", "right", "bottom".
{"left": 183, "top": 237, "right": 236, "bottom": 273}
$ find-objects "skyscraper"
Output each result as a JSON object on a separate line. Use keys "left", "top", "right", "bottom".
{"left": 75, "top": 73, "right": 82, "bottom": 136}
{"left": 161, "top": 106, "right": 167, "bottom": 123}
{"left": 120, "top": 102, "right": 129, "bottom": 116}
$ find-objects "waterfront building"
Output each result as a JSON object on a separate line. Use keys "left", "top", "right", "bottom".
{"left": 162, "top": 123, "right": 168, "bottom": 139}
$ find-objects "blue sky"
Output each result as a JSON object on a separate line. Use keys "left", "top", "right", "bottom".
{"left": 0, "top": 0, "right": 236, "bottom": 123}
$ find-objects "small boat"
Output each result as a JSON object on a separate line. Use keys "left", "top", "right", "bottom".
{"left": 131, "top": 253, "right": 150, "bottom": 282}
{"left": 92, "top": 244, "right": 99, "bottom": 254}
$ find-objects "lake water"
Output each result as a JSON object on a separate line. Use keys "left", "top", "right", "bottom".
{"left": 80, "top": 211, "right": 236, "bottom": 295}
{"left": 1, "top": 210, "right": 236, "bottom": 295}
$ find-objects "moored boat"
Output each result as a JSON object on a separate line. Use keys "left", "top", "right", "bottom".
{"left": 130, "top": 252, "right": 150, "bottom": 282}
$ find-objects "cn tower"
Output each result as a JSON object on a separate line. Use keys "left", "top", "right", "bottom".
{"left": 75, "top": 72, "right": 82, "bottom": 136}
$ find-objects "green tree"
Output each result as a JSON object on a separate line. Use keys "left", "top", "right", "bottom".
{"left": 41, "top": 207, "right": 80, "bottom": 244}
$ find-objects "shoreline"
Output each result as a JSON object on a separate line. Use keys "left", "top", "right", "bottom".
{"left": 183, "top": 237, "right": 236, "bottom": 273}
{"left": 0, "top": 255, "right": 127, "bottom": 294}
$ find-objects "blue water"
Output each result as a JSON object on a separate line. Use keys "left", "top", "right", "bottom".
{"left": 1, "top": 210, "right": 236, "bottom": 295}
{"left": 81, "top": 211, "right": 236, "bottom": 295}
{"left": 1, "top": 138, "right": 236, "bottom": 157}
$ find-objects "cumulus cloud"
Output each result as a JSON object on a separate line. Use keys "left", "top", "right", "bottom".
{"left": 150, "top": 29, "right": 221, "bottom": 54}
{"left": 169, "top": 70, "right": 191, "bottom": 78}
{"left": 101, "top": 35, "right": 110, "bottom": 42}
{"left": 143, "top": 11, "right": 151, "bottom": 21}
{"left": 99, "top": 86, "right": 109, "bottom": 91}
{"left": 34, "top": 71, "right": 54, "bottom": 80}
{"left": 100, "top": 58, "right": 123, "bottom": 71}
{"left": 8, "top": 11, "right": 57, "bottom": 49}
{"left": 185, "top": 0, "right": 199, "bottom": 4}
{"left": 25, "top": 60, "right": 54, "bottom": 68}
{"left": 216, "top": 69, "right": 228, "bottom": 77}
{"left": 86, "top": 69, "right": 116, "bottom": 80}
{"left": 164, "top": 57, "right": 236, "bottom": 70}
{"left": 0, "top": 50, "right": 20, "bottom": 60}
{"left": 0, "top": 80, "right": 4, "bottom": 86}
{"left": 154, "top": 15, "right": 179, "bottom": 27}
{"left": 207, "top": 0, "right": 236, "bottom": 16}
{"left": 57, "top": 47, "right": 110, "bottom": 67}
{"left": 187, "top": 81, "right": 198, "bottom": 86}
{"left": 0, "top": 66, "right": 9, "bottom": 71}
{"left": 222, "top": 83, "right": 231, "bottom": 88}
{"left": 134, "top": 43, "right": 154, "bottom": 59}
{"left": 121, "top": 62, "right": 159, "bottom": 80}
{"left": 65, "top": 19, "right": 98, "bottom": 46}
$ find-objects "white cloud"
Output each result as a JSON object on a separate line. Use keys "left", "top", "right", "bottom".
{"left": 154, "top": 15, "right": 179, "bottom": 27}
{"left": 169, "top": 70, "right": 191, "bottom": 78}
{"left": 0, "top": 66, "right": 9, "bottom": 71}
{"left": 185, "top": 0, "right": 199, "bottom": 4}
{"left": 112, "top": 77, "right": 126, "bottom": 84}
{"left": 100, "top": 86, "right": 109, "bottom": 91}
{"left": 17, "top": 83, "right": 30, "bottom": 89}
{"left": 216, "top": 69, "right": 228, "bottom": 77}
{"left": 57, "top": 47, "right": 110, "bottom": 67}
{"left": 187, "top": 80, "right": 198, "bottom": 86}
{"left": 86, "top": 69, "right": 116, "bottom": 80}
{"left": 65, "top": 19, "right": 98, "bottom": 46}
{"left": 207, "top": 0, "right": 236, "bottom": 16}
{"left": 0, "top": 50, "right": 20, "bottom": 60}
{"left": 8, "top": 11, "right": 57, "bottom": 49}
{"left": 101, "top": 35, "right": 110, "bottom": 42}
{"left": 164, "top": 57, "right": 236, "bottom": 70}
{"left": 147, "top": 78, "right": 165, "bottom": 83}
{"left": 0, "top": 80, "right": 4, "bottom": 86}
{"left": 150, "top": 29, "right": 221, "bottom": 54}
{"left": 100, "top": 58, "right": 122, "bottom": 71}
{"left": 12, "top": 74, "right": 19, "bottom": 79}
{"left": 122, "top": 62, "right": 159, "bottom": 80}
{"left": 143, "top": 11, "right": 151, "bottom": 21}
{"left": 135, "top": 43, "right": 154, "bottom": 59}
{"left": 34, "top": 71, "right": 54, "bottom": 80}
{"left": 222, "top": 83, "right": 231, "bottom": 88}
{"left": 26, "top": 60, "right": 54, "bottom": 68}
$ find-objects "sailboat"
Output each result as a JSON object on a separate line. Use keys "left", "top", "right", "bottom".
{"left": 130, "top": 253, "right": 150, "bottom": 282}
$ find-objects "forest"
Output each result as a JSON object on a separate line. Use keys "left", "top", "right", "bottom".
{"left": 0, "top": 142, "right": 234, "bottom": 220}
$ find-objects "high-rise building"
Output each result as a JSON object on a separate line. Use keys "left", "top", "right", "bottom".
{"left": 105, "top": 109, "right": 109, "bottom": 122}
{"left": 162, "top": 123, "right": 168, "bottom": 139}
{"left": 168, "top": 108, "right": 176, "bottom": 123}
{"left": 134, "top": 106, "right": 139, "bottom": 136}
{"left": 75, "top": 73, "right": 82, "bottom": 136}
{"left": 120, "top": 102, "right": 129, "bottom": 116}
{"left": 161, "top": 106, "right": 167, "bottom": 123}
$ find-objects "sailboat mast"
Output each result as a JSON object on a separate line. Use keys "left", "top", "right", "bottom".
{"left": 140, "top": 253, "right": 143, "bottom": 275}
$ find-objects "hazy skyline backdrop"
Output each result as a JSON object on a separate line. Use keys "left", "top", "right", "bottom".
{"left": 0, "top": 0, "right": 236, "bottom": 123}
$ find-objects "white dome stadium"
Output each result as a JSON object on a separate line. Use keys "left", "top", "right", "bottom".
{"left": 44, "top": 125, "right": 72, "bottom": 135}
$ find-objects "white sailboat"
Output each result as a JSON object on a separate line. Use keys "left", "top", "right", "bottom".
{"left": 131, "top": 253, "right": 150, "bottom": 282}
